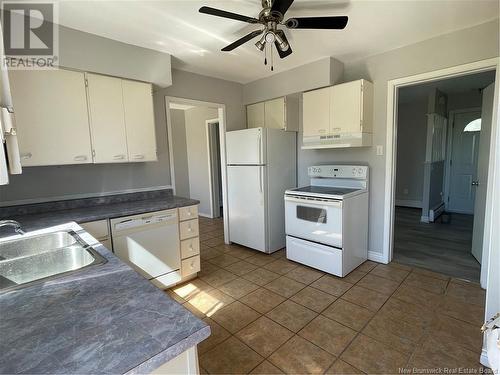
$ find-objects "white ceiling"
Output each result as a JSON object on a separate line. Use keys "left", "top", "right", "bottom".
{"left": 54, "top": 0, "right": 499, "bottom": 84}
{"left": 399, "top": 70, "right": 496, "bottom": 103}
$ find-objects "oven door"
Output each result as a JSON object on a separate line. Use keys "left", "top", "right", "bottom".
{"left": 285, "top": 195, "right": 342, "bottom": 248}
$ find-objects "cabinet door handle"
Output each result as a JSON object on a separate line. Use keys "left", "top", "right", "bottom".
{"left": 132, "top": 154, "right": 145, "bottom": 160}
{"left": 113, "top": 154, "right": 125, "bottom": 160}
{"left": 20, "top": 152, "right": 32, "bottom": 160}
{"left": 73, "top": 155, "right": 88, "bottom": 161}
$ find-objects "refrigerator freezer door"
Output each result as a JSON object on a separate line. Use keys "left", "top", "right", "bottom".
{"left": 226, "top": 128, "right": 266, "bottom": 165}
{"left": 227, "top": 165, "right": 267, "bottom": 252}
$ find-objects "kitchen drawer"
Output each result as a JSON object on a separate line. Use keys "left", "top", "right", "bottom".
{"left": 179, "top": 205, "right": 198, "bottom": 221}
{"left": 181, "top": 255, "right": 200, "bottom": 278}
{"left": 80, "top": 219, "right": 109, "bottom": 240}
{"left": 181, "top": 237, "right": 200, "bottom": 259}
{"left": 179, "top": 219, "right": 199, "bottom": 240}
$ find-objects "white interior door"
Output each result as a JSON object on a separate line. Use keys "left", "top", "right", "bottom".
{"left": 227, "top": 165, "right": 266, "bottom": 252}
{"left": 472, "top": 83, "right": 495, "bottom": 263}
{"left": 447, "top": 110, "right": 481, "bottom": 214}
{"left": 226, "top": 128, "right": 265, "bottom": 165}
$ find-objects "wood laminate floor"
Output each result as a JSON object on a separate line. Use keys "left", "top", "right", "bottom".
{"left": 393, "top": 207, "right": 481, "bottom": 282}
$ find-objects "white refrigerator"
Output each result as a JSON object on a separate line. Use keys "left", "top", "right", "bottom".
{"left": 226, "top": 127, "right": 296, "bottom": 253}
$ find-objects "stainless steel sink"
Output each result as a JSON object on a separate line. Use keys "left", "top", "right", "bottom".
{"left": 0, "top": 231, "right": 77, "bottom": 260}
{"left": 0, "top": 230, "right": 107, "bottom": 292}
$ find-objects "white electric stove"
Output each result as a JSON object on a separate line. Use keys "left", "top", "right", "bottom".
{"left": 284, "top": 165, "right": 369, "bottom": 277}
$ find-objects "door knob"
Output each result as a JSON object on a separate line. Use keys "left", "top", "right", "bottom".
{"left": 472, "top": 180, "right": 480, "bottom": 186}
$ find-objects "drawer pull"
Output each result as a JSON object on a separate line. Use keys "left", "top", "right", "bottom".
{"left": 113, "top": 154, "right": 125, "bottom": 160}
{"left": 132, "top": 154, "right": 145, "bottom": 160}
{"left": 74, "top": 155, "right": 88, "bottom": 161}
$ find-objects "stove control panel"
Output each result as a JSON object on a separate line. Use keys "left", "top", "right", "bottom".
{"left": 308, "top": 165, "right": 368, "bottom": 179}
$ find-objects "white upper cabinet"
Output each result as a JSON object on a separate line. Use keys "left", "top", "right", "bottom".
{"left": 246, "top": 96, "right": 298, "bottom": 132}
{"left": 86, "top": 73, "right": 129, "bottom": 163}
{"left": 122, "top": 80, "right": 157, "bottom": 162}
{"left": 246, "top": 102, "right": 265, "bottom": 129}
{"left": 302, "top": 86, "right": 330, "bottom": 137}
{"left": 331, "top": 79, "right": 373, "bottom": 134}
{"left": 264, "top": 97, "right": 285, "bottom": 130}
{"left": 10, "top": 69, "right": 92, "bottom": 166}
{"left": 302, "top": 79, "right": 373, "bottom": 149}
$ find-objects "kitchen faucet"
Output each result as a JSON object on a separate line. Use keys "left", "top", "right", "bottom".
{"left": 0, "top": 220, "right": 25, "bottom": 235}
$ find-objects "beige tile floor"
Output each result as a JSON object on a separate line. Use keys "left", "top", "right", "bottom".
{"left": 168, "top": 217, "right": 488, "bottom": 374}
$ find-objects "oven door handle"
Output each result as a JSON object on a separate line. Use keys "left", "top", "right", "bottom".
{"left": 285, "top": 196, "right": 342, "bottom": 208}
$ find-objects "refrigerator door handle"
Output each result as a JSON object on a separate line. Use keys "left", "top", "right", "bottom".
{"left": 259, "top": 167, "right": 263, "bottom": 193}
{"left": 258, "top": 131, "right": 262, "bottom": 164}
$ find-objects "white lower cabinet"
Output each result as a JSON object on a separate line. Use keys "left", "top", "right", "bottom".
{"left": 80, "top": 219, "right": 112, "bottom": 251}
{"left": 151, "top": 346, "right": 200, "bottom": 375}
{"left": 81, "top": 205, "right": 201, "bottom": 289}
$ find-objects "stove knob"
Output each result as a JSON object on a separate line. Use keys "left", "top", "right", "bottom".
{"left": 352, "top": 167, "right": 356, "bottom": 175}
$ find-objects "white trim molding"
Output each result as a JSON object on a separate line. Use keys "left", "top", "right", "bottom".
{"left": 164, "top": 96, "right": 230, "bottom": 244}
{"left": 368, "top": 250, "right": 387, "bottom": 264}
{"left": 384, "top": 57, "right": 499, "bottom": 265}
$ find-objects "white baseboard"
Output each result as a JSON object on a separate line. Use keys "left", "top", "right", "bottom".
{"left": 395, "top": 199, "right": 422, "bottom": 208}
{"left": 198, "top": 212, "right": 213, "bottom": 218}
{"left": 368, "top": 251, "right": 387, "bottom": 264}
{"left": 0, "top": 185, "right": 173, "bottom": 207}
{"left": 480, "top": 348, "right": 490, "bottom": 368}
{"left": 429, "top": 202, "right": 445, "bottom": 222}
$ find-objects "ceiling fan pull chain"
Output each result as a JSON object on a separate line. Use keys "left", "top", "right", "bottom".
{"left": 264, "top": 44, "right": 267, "bottom": 65}
{"left": 271, "top": 46, "right": 274, "bottom": 71}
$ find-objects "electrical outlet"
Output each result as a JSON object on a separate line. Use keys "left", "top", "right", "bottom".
{"left": 376, "top": 145, "right": 384, "bottom": 156}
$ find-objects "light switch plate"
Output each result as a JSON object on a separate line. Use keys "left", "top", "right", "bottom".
{"left": 376, "top": 145, "right": 384, "bottom": 156}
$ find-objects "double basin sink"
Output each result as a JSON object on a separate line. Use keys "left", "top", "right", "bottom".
{"left": 0, "top": 230, "right": 107, "bottom": 292}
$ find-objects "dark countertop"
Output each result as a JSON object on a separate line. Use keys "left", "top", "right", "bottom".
{"left": 0, "top": 222, "right": 210, "bottom": 374}
{"left": 1, "top": 190, "right": 200, "bottom": 232}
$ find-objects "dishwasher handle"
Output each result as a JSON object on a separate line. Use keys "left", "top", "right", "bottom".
{"left": 114, "top": 212, "right": 177, "bottom": 232}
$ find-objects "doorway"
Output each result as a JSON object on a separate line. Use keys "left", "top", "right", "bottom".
{"left": 165, "top": 97, "right": 229, "bottom": 243}
{"left": 393, "top": 71, "right": 495, "bottom": 281}
{"left": 206, "top": 119, "right": 223, "bottom": 218}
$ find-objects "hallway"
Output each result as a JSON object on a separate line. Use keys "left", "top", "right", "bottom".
{"left": 393, "top": 207, "right": 480, "bottom": 281}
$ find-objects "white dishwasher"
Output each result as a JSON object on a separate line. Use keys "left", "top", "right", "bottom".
{"left": 111, "top": 209, "right": 181, "bottom": 288}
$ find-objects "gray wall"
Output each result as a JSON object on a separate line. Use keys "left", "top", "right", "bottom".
{"left": 395, "top": 98, "right": 428, "bottom": 205}
{"left": 170, "top": 109, "right": 190, "bottom": 198}
{"left": 184, "top": 107, "right": 219, "bottom": 217}
{"left": 298, "top": 19, "right": 499, "bottom": 256}
{"left": 0, "top": 30, "right": 245, "bottom": 205}
{"left": 243, "top": 57, "right": 344, "bottom": 104}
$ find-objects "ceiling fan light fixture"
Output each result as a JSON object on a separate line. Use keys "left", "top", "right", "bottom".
{"left": 255, "top": 34, "right": 266, "bottom": 51}
{"left": 275, "top": 32, "right": 289, "bottom": 51}
{"left": 264, "top": 31, "right": 276, "bottom": 43}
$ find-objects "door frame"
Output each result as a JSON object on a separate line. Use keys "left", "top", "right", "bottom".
{"left": 206, "top": 118, "right": 221, "bottom": 219}
{"left": 443, "top": 107, "right": 481, "bottom": 213}
{"left": 165, "top": 96, "right": 230, "bottom": 244}
{"left": 384, "top": 57, "right": 500, "bottom": 368}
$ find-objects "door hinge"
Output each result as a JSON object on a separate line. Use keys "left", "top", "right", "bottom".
{"left": 92, "top": 149, "right": 96, "bottom": 158}
{"left": 84, "top": 79, "right": 88, "bottom": 87}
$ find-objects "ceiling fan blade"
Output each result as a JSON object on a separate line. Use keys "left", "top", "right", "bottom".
{"left": 199, "top": 6, "right": 259, "bottom": 24}
{"left": 221, "top": 30, "right": 264, "bottom": 52}
{"left": 285, "top": 16, "right": 348, "bottom": 29}
{"left": 275, "top": 32, "right": 292, "bottom": 59}
{"left": 271, "top": 0, "right": 295, "bottom": 17}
